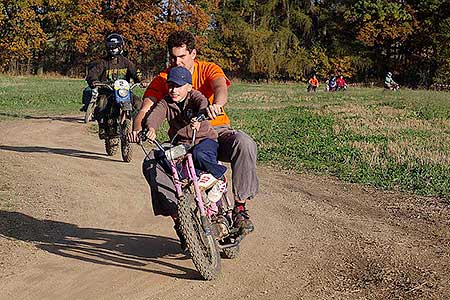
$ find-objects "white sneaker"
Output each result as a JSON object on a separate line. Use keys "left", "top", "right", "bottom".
{"left": 198, "top": 173, "right": 217, "bottom": 190}
{"left": 208, "top": 180, "right": 227, "bottom": 202}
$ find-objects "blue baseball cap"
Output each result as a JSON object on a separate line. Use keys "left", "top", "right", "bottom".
{"left": 167, "top": 66, "right": 192, "bottom": 86}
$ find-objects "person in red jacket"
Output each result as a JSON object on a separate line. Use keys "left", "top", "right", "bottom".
{"left": 336, "top": 75, "right": 347, "bottom": 91}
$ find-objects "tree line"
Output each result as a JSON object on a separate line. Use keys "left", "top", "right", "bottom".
{"left": 1, "top": 0, "right": 450, "bottom": 87}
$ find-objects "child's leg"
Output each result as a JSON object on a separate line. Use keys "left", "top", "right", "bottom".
{"left": 192, "top": 139, "right": 227, "bottom": 179}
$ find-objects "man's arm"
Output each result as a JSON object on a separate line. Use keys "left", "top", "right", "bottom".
{"left": 86, "top": 60, "right": 104, "bottom": 88}
{"left": 126, "top": 59, "right": 143, "bottom": 83}
{"left": 207, "top": 77, "right": 228, "bottom": 119}
{"left": 128, "top": 96, "right": 157, "bottom": 143}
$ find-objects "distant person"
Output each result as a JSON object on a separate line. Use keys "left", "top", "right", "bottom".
{"left": 336, "top": 75, "right": 347, "bottom": 91}
{"left": 307, "top": 75, "right": 319, "bottom": 92}
{"left": 384, "top": 72, "right": 399, "bottom": 91}
{"left": 328, "top": 75, "right": 337, "bottom": 92}
{"left": 84, "top": 33, "right": 145, "bottom": 138}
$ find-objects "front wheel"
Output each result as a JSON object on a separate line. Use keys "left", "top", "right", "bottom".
{"left": 178, "top": 190, "right": 221, "bottom": 280}
{"left": 222, "top": 245, "right": 240, "bottom": 259}
{"left": 105, "top": 137, "right": 119, "bottom": 156}
{"left": 120, "top": 119, "right": 133, "bottom": 162}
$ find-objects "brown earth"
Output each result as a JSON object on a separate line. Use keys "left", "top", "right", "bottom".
{"left": 0, "top": 116, "right": 449, "bottom": 300}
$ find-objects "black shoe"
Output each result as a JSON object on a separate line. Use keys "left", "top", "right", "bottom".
{"left": 233, "top": 205, "right": 255, "bottom": 235}
{"left": 174, "top": 221, "right": 188, "bottom": 254}
{"left": 80, "top": 105, "right": 87, "bottom": 112}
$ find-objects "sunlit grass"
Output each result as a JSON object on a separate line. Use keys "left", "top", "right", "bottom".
{"left": 2, "top": 75, "right": 450, "bottom": 199}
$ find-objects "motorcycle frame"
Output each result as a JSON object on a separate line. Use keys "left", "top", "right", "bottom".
{"left": 167, "top": 152, "right": 233, "bottom": 220}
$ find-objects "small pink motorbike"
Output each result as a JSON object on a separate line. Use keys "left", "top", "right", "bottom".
{"left": 140, "top": 115, "right": 242, "bottom": 280}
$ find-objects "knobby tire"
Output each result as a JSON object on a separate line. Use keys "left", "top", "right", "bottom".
{"left": 178, "top": 189, "right": 221, "bottom": 280}
{"left": 121, "top": 119, "right": 133, "bottom": 162}
{"left": 105, "top": 137, "right": 119, "bottom": 156}
{"left": 222, "top": 245, "right": 240, "bottom": 259}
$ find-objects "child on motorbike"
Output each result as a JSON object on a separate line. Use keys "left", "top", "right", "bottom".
{"left": 143, "top": 66, "right": 227, "bottom": 251}
{"left": 146, "top": 65, "right": 226, "bottom": 183}
{"left": 144, "top": 66, "right": 226, "bottom": 183}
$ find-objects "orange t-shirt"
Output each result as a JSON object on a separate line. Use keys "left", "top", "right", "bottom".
{"left": 309, "top": 77, "right": 318, "bottom": 86}
{"left": 144, "top": 60, "right": 231, "bottom": 127}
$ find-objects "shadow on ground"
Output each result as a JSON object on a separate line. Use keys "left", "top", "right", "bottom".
{"left": 0, "top": 145, "right": 118, "bottom": 162}
{"left": 0, "top": 210, "right": 199, "bottom": 280}
{"left": 0, "top": 113, "right": 84, "bottom": 124}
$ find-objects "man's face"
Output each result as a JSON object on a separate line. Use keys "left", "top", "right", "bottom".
{"left": 169, "top": 45, "right": 196, "bottom": 72}
{"left": 167, "top": 82, "right": 191, "bottom": 103}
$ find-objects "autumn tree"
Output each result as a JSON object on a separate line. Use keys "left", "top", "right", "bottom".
{"left": 0, "top": 0, "right": 47, "bottom": 73}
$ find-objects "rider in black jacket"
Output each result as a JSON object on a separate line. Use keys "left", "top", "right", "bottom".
{"left": 85, "top": 33, "right": 144, "bottom": 138}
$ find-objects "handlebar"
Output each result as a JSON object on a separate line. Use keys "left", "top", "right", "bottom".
{"left": 92, "top": 82, "right": 114, "bottom": 90}
{"left": 139, "top": 109, "right": 222, "bottom": 149}
{"left": 92, "top": 81, "right": 142, "bottom": 91}
{"left": 139, "top": 127, "right": 166, "bottom": 152}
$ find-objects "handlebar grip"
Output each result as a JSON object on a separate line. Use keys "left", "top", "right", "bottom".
{"left": 195, "top": 106, "right": 224, "bottom": 122}
{"left": 139, "top": 128, "right": 149, "bottom": 142}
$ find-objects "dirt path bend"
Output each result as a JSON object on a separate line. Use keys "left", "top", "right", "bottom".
{"left": 0, "top": 116, "right": 449, "bottom": 300}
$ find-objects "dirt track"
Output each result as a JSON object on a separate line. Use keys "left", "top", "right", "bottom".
{"left": 0, "top": 116, "right": 449, "bottom": 300}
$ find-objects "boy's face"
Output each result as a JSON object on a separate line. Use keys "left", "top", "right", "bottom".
{"left": 167, "top": 82, "right": 191, "bottom": 102}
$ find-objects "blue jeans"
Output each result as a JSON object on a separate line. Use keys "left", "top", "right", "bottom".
{"left": 192, "top": 138, "right": 227, "bottom": 179}
{"left": 153, "top": 138, "right": 226, "bottom": 180}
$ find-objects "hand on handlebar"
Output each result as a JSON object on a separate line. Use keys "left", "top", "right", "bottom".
{"left": 206, "top": 104, "right": 224, "bottom": 120}
{"left": 144, "top": 127, "right": 156, "bottom": 142}
{"left": 190, "top": 119, "right": 201, "bottom": 131}
{"left": 127, "top": 130, "right": 141, "bottom": 143}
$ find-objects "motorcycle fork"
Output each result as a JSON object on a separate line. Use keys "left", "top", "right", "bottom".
{"left": 119, "top": 107, "right": 131, "bottom": 123}
{"left": 185, "top": 154, "right": 208, "bottom": 217}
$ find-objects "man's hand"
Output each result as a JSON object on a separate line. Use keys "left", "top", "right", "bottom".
{"left": 145, "top": 128, "right": 156, "bottom": 141}
{"left": 127, "top": 130, "right": 141, "bottom": 143}
{"left": 206, "top": 104, "right": 223, "bottom": 120}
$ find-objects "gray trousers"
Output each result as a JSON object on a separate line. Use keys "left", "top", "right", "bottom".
{"left": 142, "top": 126, "right": 259, "bottom": 216}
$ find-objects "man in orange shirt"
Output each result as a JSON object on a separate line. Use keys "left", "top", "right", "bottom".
{"left": 129, "top": 31, "right": 258, "bottom": 246}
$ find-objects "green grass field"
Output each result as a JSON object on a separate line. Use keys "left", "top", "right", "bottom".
{"left": 1, "top": 74, "right": 450, "bottom": 199}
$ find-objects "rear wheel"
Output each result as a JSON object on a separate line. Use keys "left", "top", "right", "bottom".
{"left": 120, "top": 119, "right": 133, "bottom": 162}
{"left": 178, "top": 190, "right": 221, "bottom": 280}
{"left": 222, "top": 245, "right": 240, "bottom": 259}
{"left": 105, "top": 137, "right": 119, "bottom": 156}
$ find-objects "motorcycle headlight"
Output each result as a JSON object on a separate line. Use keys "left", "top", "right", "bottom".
{"left": 118, "top": 89, "right": 128, "bottom": 97}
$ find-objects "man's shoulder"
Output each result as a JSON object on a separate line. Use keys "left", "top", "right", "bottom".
{"left": 194, "top": 60, "right": 229, "bottom": 86}
{"left": 195, "top": 60, "right": 221, "bottom": 70}
{"left": 118, "top": 55, "right": 133, "bottom": 64}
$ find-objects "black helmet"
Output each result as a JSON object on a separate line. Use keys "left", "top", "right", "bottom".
{"left": 105, "top": 33, "right": 124, "bottom": 56}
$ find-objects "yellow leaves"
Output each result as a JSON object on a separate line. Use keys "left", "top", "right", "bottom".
{"left": 330, "top": 56, "right": 356, "bottom": 78}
